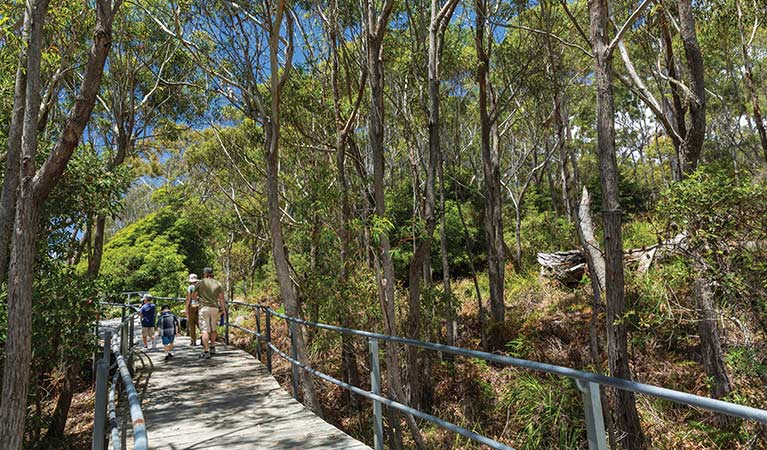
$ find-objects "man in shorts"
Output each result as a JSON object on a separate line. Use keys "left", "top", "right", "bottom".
{"left": 196, "top": 267, "right": 226, "bottom": 359}
{"left": 139, "top": 294, "right": 157, "bottom": 350}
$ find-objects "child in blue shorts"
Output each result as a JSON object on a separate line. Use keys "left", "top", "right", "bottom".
{"left": 157, "top": 305, "right": 180, "bottom": 361}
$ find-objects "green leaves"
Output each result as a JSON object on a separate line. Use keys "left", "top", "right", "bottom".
{"left": 98, "top": 207, "right": 213, "bottom": 296}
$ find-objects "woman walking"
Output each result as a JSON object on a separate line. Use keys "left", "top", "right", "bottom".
{"left": 185, "top": 273, "right": 200, "bottom": 345}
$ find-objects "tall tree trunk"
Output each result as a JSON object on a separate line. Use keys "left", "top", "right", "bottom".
{"left": 0, "top": 2, "right": 50, "bottom": 446}
{"left": 476, "top": 0, "right": 505, "bottom": 350}
{"left": 0, "top": 13, "right": 30, "bottom": 284}
{"left": 676, "top": 0, "right": 706, "bottom": 177}
{"left": 262, "top": 5, "right": 322, "bottom": 415}
{"left": 735, "top": 0, "right": 767, "bottom": 163}
{"left": 365, "top": 0, "right": 425, "bottom": 446}
{"left": 439, "top": 158, "right": 455, "bottom": 348}
{"left": 325, "top": 0, "right": 362, "bottom": 407}
{"left": 587, "top": 0, "right": 647, "bottom": 448}
{"left": 0, "top": 2, "right": 118, "bottom": 446}
{"left": 405, "top": 0, "right": 456, "bottom": 408}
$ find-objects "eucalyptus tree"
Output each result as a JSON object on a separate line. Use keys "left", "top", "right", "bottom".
{"left": 0, "top": 0, "right": 122, "bottom": 447}
{"left": 144, "top": 0, "right": 323, "bottom": 412}
{"left": 86, "top": 3, "right": 196, "bottom": 279}
{"left": 586, "top": 0, "right": 651, "bottom": 447}
{"left": 403, "top": 0, "right": 459, "bottom": 409}
{"left": 474, "top": 0, "right": 509, "bottom": 350}
{"left": 735, "top": 0, "right": 767, "bottom": 162}
{"left": 616, "top": 0, "right": 707, "bottom": 180}
{"left": 364, "top": 0, "right": 427, "bottom": 445}
{"left": 315, "top": 0, "right": 367, "bottom": 409}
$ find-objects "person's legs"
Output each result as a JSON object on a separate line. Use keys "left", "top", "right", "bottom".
{"left": 207, "top": 307, "right": 219, "bottom": 354}
{"left": 199, "top": 307, "right": 213, "bottom": 355}
{"left": 141, "top": 327, "right": 151, "bottom": 348}
{"left": 189, "top": 306, "right": 198, "bottom": 345}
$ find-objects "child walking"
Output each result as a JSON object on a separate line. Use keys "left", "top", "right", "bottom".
{"left": 157, "top": 305, "right": 180, "bottom": 361}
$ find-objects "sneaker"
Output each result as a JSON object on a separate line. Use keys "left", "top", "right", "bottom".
{"left": 169, "top": 352, "right": 174, "bottom": 357}
{"left": 198, "top": 352, "right": 210, "bottom": 359}
{"left": 164, "top": 354, "right": 170, "bottom": 361}
{"left": 209, "top": 346, "right": 216, "bottom": 355}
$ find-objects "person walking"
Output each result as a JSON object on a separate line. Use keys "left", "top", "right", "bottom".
{"left": 157, "top": 305, "right": 180, "bottom": 361}
{"left": 185, "top": 273, "right": 200, "bottom": 345}
{"left": 139, "top": 294, "right": 157, "bottom": 350}
{"left": 196, "top": 267, "right": 226, "bottom": 359}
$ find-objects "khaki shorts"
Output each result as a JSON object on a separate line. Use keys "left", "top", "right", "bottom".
{"left": 199, "top": 306, "right": 219, "bottom": 334}
{"left": 141, "top": 327, "right": 155, "bottom": 338}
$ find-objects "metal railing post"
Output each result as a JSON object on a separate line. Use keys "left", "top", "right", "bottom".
{"left": 369, "top": 338, "right": 384, "bottom": 450}
{"left": 121, "top": 318, "right": 128, "bottom": 359}
{"left": 93, "top": 312, "right": 99, "bottom": 378}
{"left": 92, "top": 359, "right": 108, "bottom": 450}
{"left": 289, "top": 320, "right": 300, "bottom": 401}
{"left": 265, "top": 309, "right": 273, "bottom": 373}
{"left": 254, "top": 308, "right": 262, "bottom": 360}
{"left": 103, "top": 331, "right": 112, "bottom": 362}
{"left": 576, "top": 380, "right": 608, "bottom": 450}
{"left": 129, "top": 316, "right": 135, "bottom": 350}
{"left": 225, "top": 301, "right": 230, "bottom": 345}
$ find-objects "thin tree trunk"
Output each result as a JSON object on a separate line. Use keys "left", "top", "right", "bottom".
{"left": 324, "top": 0, "right": 363, "bottom": 408}
{"left": 455, "top": 191, "right": 486, "bottom": 349}
{"left": 365, "top": 0, "right": 425, "bottom": 445}
{"left": 405, "top": 0, "right": 456, "bottom": 408}
{"left": 692, "top": 260, "right": 732, "bottom": 400}
{"left": 45, "top": 363, "right": 80, "bottom": 441}
{"left": 587, "top": 0, "right": 646, "bottom": 448}
{"left": 262, "top": 4, "right": 322, "bottom": 415}
{"left": 476, "top": 0, "right": 505, "bottom": 350}
{"left": 439, "top": 159, "right": 455, "bottom": 348}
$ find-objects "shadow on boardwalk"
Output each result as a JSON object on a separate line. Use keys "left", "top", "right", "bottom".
{"left": 126, "top": 335, "right": 370, "bottom": 450}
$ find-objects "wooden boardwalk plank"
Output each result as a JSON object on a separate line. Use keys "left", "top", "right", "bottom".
{"left": 133, "top": 336, "right": 370, "bottom": 450}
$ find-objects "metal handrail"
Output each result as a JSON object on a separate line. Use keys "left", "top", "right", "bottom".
{"left": 226, "top": 301, "right": 767, "bottom": 450}
{"left": 112, "top": 331, "right": 148, "bottom": 449}
{"left": 94, "top": 301, "right": 149, "bottom": 450}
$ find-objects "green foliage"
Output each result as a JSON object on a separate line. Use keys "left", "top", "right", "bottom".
{"left": 98, "top": 207, "right": 212, "bottom": 296}
{"left": 498, "top": 373, "right": 585, "bottom": 450}
{"left": 516, "top": 189, "right": 577, "bottom": 264}
{"left": 658, "top": 167, "right": 767, "bottom": 301}
{"left": 0, "top": 257, "right": 100, "bottom": 445}
{"left": 585, "top": 169, "right": 655, "bottom": 216}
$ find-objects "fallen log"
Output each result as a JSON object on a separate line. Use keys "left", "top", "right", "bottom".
{"left": 537, "top": 251, "right": 587, "bottom": 287}
{"left": 538, "top": 233, "right": 687, "bottom": 286}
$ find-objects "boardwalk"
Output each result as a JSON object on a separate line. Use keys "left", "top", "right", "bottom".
{"left": 122, "top": 334, "right": 370, "bottom": 450}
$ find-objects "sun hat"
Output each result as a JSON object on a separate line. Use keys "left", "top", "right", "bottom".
{"left": 203, "top": 267, "right": 213, "bottom": 275}
{"left": 188, "top": 273, "right": 199, "bottom": 283}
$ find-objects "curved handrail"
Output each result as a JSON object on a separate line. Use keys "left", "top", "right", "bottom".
{"left": 262, "top": 306, "right": 767, "bottom": 423}
{"left": 226, "top": 301, "right": 767, "bottom": 450}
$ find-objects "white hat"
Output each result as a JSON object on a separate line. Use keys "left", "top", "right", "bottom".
{"left": 188, "top": 273, "right": 199, "bottom": 283}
